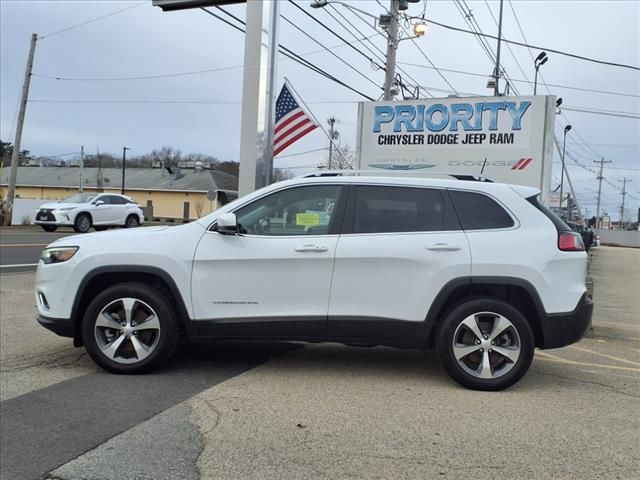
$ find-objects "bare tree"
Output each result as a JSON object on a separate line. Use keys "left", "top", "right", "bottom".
{"left": 150, "top": 146, "right": 182, "bottom": 168}
{"left": 321, "top": 144, "right": 355, "bottom": 170}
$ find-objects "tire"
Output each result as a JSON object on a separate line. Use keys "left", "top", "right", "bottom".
{"left": 41, "top": 225, "right": 58, "bottom": 232}
{"left": 81, "top": 282, "right": 179, "bottom": 374}
{"left": 124, "top": 214, "right": 140, "bottom": 228}
{"left": 436, "top": 298, "right": 534, "bottom": 391}
{"left": 94, "top": 226, "right": 108, "bottom": 231}
{"left": 73, "top": 213, "right": 92, "bottom": 233}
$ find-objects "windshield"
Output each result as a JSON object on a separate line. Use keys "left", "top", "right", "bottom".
{"left": 60, "top": 193, "right": 96, "bottom": 204}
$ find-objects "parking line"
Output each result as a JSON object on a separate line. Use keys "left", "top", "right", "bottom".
{"left": 1, "top": 244, "right": 47, "bottom": 247}
{"left": 0, "top": 263, "right": 39, "bottom": 269}
{"left": 536, "top": 351, "right": 640, "bottom": 373}
{"left": 568, "top": 345, "right": 640, "bottom": 367}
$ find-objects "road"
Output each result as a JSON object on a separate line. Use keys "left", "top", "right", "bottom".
{"left": 0, "top": 227, "right": 74, "bottom": 271}
{"left": 1, "top": 246, "right": 638, "bottom": 480}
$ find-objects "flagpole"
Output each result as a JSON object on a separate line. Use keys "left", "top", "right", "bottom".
{"left": 283, "top": 77, "right": 349, "bottom": 167}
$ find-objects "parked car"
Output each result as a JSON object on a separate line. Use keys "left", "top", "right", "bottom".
{"left": 34, "top": 173, "right": 592, "bottom": 390}
{"left": 34, "top": 192, "right": 144, "bottom": 233}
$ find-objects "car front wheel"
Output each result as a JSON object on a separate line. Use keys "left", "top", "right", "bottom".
{"left": 81, "top": 283, "right": 179, "bottom": 374}
{"left": 73, "top": 213, "right": 92, "bottom": 233}
{"left": 436, "top": 298, "right": 534, "bottom": 391}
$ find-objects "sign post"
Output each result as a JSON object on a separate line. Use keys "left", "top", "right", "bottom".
{"left": 153, "top": 0, "right": 279, "bottom": 197}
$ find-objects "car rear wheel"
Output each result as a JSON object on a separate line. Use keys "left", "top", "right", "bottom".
{"left": 73, "top": 213, "right": 92, "bottom": 233}
{"left": 41, "top": 225, "right": 58, "bottom": 232}
{"left": 125, "top": 215, "right": 140, "bottom": 228}
{"left": 81, "top": 283, "right": 179, "bottom": 374}
{"left": 436, "top": 298, "right": 534, "bottom": 391}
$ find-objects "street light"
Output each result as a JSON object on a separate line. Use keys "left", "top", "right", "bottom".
{"left": 121, "top": 147, "right": 131, "bottom": 195}
{"left": 559, "top": 124, "right": 571, "bottom": 217}
{"left": 534, "top": 51, "right": 548, "bottom": 95}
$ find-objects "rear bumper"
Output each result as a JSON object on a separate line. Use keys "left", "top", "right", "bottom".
{"left": 539, "top": 292, "right": 593, "bottom": 349}
{"left": 36, "top": 314, "right": 74, "bottom": 338}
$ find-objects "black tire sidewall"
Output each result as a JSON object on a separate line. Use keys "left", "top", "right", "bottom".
{"left": 74, "top": 213, "right": 91, "bottom": 233}
{"left": 125, "top": 215, "right": 139, "bottom": 228}
{"left": 437, "top": 298, "right": 534, "bottom": 391}
{"left": 81, "top": 283, "right": 179, "bottom": 374}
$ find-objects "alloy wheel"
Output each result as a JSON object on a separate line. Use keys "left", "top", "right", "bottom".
{"left": 452, "top": 311, "right": 521, "bottom": 379}
{"left": 94, "top": 297, "right": 161, "bottom": 364}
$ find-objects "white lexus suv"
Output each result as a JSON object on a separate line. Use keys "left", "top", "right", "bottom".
{"left": 34, "top": 173, "right": 593, "bottom": 390}
{"left": 35, "top": 192, "right": 144, "bottom": 233}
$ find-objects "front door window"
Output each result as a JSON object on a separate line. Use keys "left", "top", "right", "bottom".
{"left": 234, "top": 185, "right": 343, "bottom": 236}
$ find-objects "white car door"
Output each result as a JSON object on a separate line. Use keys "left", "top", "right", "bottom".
{"left": 327, "top": 184, "right": 471, "bottom": 340}
{"left": 90, "top": 195, "right": 112, "bottom": 225}
{"left": 107, "top": 195, "right": 129, "bottom": 224}
{"left": 191, "top": 184, "right": 347, "bottom": 338}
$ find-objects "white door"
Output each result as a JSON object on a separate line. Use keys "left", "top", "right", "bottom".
{"left": 106, "top": 195, "right": 129, "bottom": 224}
{"left": 191, "top": 184, "right": 347, "bottom": 338}
{"left": 327, "top": 185, "right": 471, "bottom": 339}
{"left": 90, "top": 195, "right": 112, "bottom": 225}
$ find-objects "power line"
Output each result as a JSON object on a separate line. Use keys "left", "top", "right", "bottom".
{"left": 280, "top": 14, "right": 381, "bottom": 92}
{"left": 483, "top": 0, "right": 529, "bottom": 94}
{"left": 425, "top": 17, "right": 640, "bottom": 71}
{"left": 402, "top": 27, "right": 459, "bottom": 95}
{"left": 327, "top": 4, "right": 434, "bottom": 98}
{"left": 396, "top": 61, "right": 640, "bottom": 98}
{"left": 286, "top": 0, "right": 385, "bottom": 71}
{"left": 398, "top": 62, "right": 640, "bottom": 98}
{"left": 199, "top": 7, "right": 374, "bottom": 101}
{"left": 560, "top": 106, "right": 640, "bottom": 120}
{"left": 276, "top": 147, "right": 328, "bottom": 159}
{"left": 40, "top": 1, "right": 148, "bottom": 40}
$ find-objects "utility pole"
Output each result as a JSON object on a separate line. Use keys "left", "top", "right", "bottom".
{"left": 383, "top": 0, "right": 399, "bottom": 100}
{"left": 619, "top": 178, "right": 631, "bottom": 230}
{"left": 594, "top": 158, "right": 612, "bottom": 228}
{"left": 4, "top": 33, "right": 37, "bottom": 226}
{"left": 121, "top": 147, "right": 130, "bottom": 195}
{"left": 493, "top": 0, "right": 504, "bottom": 96}
{"left": 79, "top": 145, "right": 84, "bottom": 193}
{"left": 327, "top": 117, "right": 338, "bottom": 170}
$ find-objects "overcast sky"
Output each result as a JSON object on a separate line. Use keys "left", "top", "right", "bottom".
{"left": 1, "top": 0, "right": 638, "bottom": 218}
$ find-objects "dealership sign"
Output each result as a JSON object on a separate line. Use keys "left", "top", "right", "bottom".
{"left": 356, "top": 95, "right": 556, "bottom": 201}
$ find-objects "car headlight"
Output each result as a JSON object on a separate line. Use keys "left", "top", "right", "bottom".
{"left": 40, "top": 246, "right": 79, "bottom": 264}
{"left": 56, "top": 207, "right": 75, "bottom": 212}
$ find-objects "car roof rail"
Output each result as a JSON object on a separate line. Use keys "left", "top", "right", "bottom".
{"left": 299, "top": 170, "right": 494, "bottom": 182}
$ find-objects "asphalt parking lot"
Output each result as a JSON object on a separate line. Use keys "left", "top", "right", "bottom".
{"left": 1, "top": 241, "right": 638, "bottom": 480}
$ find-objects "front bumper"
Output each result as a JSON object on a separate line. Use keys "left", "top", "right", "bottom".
{"left": 34, "top": 210, "right": 74, "bottom": 226}
{"left": 36, "top": 314, "right": 74, "bottom": 338}
{"left": 539, "top": 292, "right": 593, "bottom": 349}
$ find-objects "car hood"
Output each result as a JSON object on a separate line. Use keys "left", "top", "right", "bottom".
{"left": 39, "top": 202, "right": 86, "bottom": 210}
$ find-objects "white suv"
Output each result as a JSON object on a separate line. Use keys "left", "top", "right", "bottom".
{"left": 35, "top": 192, "right": 144, "bottom": 233}
{"left": 34, "top": 174, "right": 592, "bottom": 390}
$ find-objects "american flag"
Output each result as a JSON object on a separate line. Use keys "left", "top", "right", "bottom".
{"left": 273, "top": 83, "right": 318, "bottom": 157}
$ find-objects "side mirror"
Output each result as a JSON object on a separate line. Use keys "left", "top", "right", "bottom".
{"left": 216, "top": 212, "right": 238, "bottom": 235}
{"left": 95, "top": 200, "right": 105, "bottom": 206}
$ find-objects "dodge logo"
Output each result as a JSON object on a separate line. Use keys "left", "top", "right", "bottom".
{"left": 511, "top": 158, "right": 533, "bottom": 170}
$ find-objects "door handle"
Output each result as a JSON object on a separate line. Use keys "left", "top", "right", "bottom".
{"left": 426, "top": 243, "right": 461, "bottom": 252}
{"left": 295, "top": 245, "right": 329, "bottom": 253}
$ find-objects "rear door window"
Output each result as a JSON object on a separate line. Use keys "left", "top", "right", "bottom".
{"left": 351, "top": 186, "right": 457, "bottom": 233}
{"left": 108, "top": 196, "right": 127, "bottom": 205}
{"left": 449, "top": 190, "right": 515, "bottom": 230}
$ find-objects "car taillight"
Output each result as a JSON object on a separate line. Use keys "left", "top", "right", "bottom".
{"left": 558, "top": 232, "right": 585, "bottom": 251}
